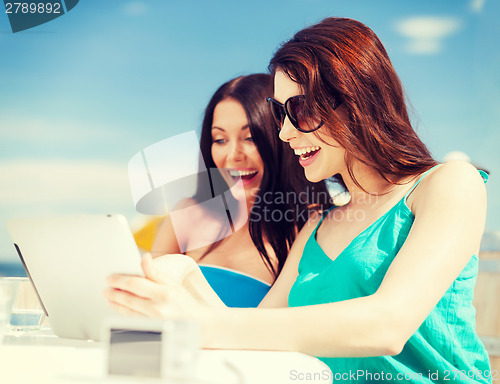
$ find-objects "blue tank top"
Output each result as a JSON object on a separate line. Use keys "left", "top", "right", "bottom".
{"left": 288, "top": 166, "right": 491, "bottom": 383}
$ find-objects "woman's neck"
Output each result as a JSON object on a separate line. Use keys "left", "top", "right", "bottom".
{"left": 339, "top": 162, "right": 411, "bottom": 208}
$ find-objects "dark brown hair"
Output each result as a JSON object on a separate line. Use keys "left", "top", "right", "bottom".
{"left": 269, "top": 17, "right": 437, "bottom": 186}
{"left": 196, "top": 74, "right": 331, "bottom": 277}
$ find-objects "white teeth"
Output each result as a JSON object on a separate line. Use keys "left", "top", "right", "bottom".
{"left": 293, "top": 146, "right": 320, "bottom": 156}
{"left": 228, "top": 170, "right": 258, "bottom": 177}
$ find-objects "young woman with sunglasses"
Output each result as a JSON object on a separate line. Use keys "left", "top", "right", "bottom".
{"left": 105, "top": 18, "right": 491, "bottom": 382}
{"left": 148, "top": 73, "right": 331, "bottom": 305}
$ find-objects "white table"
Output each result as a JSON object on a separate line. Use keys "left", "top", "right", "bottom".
{"left": 1, "top": 328, "right": 333, "bottom": 384}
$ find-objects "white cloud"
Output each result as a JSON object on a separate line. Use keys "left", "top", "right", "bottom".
{"left": 470, "top": 0, "right": 486, "bottom": 13}
{"left": 395, "top": 17, "right": 462, "bottom": 54}
{"left": 396, "top": 17, "right": 461, "bottom": 39}
{"left": 123, "top": 2, "right": 148, "bottom": 16}
{"left": 443, "top": 151, "right": 472, "bottom": 163}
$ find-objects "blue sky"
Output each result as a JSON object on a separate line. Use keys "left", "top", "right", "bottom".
{"left": 0, "top": 0, "right": 499, "bottom": 262}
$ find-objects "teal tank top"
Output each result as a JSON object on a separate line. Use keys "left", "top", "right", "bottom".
{"left": 288, "top": 166, "right": 492, "bottom": 383}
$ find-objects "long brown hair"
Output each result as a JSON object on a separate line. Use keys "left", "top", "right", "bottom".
{"left": 196, "top": 74, "right": 331, "bottom": 277}
{"left": 269, "top": 17, "right": 437, "bottom": 187}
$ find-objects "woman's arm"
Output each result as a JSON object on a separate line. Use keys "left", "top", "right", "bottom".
{"left": 258, "top": 212, "right": 321, "bottom": 308}
{"left": 107, "top": 162, "right": 486, "bottom": 357}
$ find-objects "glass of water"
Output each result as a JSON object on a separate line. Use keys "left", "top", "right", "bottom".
{"left": 0, "top": 278, "right": 18, "bottom": 343}
{"left": 5, "top": 277, "right": 45, "bottom": 332}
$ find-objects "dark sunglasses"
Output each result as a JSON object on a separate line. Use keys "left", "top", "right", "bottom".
{"left": 266, "top": 95, "right": 324, "bottom": 133}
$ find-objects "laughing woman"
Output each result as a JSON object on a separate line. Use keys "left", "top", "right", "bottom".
{"left": 106, "top": 19, "right": 491, "bottom": 382}
{"left": 150, "top": 74, "right": 331, "bottom": 307}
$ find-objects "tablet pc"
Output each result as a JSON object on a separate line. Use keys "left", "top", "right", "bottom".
{"left": 6, "top": 214, "right": 143, "bottom": 341}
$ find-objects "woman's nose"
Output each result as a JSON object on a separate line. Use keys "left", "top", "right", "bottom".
{"left": 278, "top": 116, "right": 297, "bottom": 142}
{"left": 227, "top": 141, "right": 245, "bottom": 162}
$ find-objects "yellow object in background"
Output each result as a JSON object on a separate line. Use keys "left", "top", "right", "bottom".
{"left": 133, "top": 216, "right": 165, "bottom": 252}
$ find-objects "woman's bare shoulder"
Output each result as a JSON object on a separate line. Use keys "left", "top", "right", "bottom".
{"left": 409, "top": 161, "right": 486, "bottom": 213}
{"left": 172, "top": 198, "right": 210, "bottom": 217}
{"left": 174, "top": 197, "right": 199, "bottom": 210}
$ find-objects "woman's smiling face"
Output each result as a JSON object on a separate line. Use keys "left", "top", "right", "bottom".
{"left": 211, "top": 97, "right": 264, "bottom": 201}
{"left": 274, "top": 70, "right": 347, "bottom": 183}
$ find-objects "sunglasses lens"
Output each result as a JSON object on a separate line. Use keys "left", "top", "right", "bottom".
{"left": 268, "top": 99, "right": 285, "bottom": 129}
{"left": 287, "top": 96, "right": 323, "bottom": 132}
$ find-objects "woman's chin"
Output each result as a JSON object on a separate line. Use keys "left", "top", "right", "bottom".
{"left": 236, "top": 186, "right": 260, "bottom": 202}
{"left": 304, "top": 169, "right": 324, "bottom": 183}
